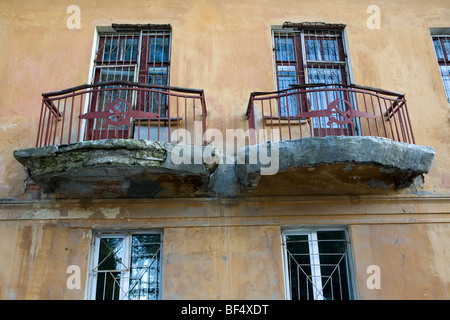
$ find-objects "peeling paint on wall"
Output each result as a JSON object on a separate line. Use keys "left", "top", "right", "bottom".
{"left": 29, "top": 224, "right": 44, "bottom": 260}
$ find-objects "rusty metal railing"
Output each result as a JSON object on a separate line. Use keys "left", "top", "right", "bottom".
{"left": 246, "top": 83, "right": 415, "bottom": 145}
{"left": 36, "top": 81, "right": 207, "bottom": 147}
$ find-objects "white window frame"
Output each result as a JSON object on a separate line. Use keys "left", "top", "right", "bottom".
{"left": 86, "top": 230, "right": 163, "bottom": 300}
{"left": 281, "top": 226, "right": 358, "bottom": 300}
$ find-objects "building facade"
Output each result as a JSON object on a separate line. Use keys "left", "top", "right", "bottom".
{"left": 0, "top": 0, "right": 449, "bottom": 300}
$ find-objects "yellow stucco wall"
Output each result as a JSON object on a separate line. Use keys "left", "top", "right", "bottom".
{"left": 0, "top": 0, "right": 449, "bottom": 300}
{"left": 351, "top": 223, "right": 450, "bottom": 299}
{"left": 0, "top": 220, "right": 90, "bottom": 299}
{"left": 163, "top": 226, "right": 285, "bottom": 299}
{"left": 0, "top": 198, "right": 448, "bottom": 299}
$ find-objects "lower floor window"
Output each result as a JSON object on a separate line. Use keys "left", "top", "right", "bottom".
{"left": 89, "top": 231, "right": 163, "bottom": 300}
{"left": 282, "top": 228, "right": 355, "bottom": 300}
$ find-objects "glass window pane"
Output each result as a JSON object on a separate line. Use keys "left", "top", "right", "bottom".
{"left": 439, "top": 65, "right": 450, "bottom": 103}
{"left": 97, "top": 237, "right": 125, "bottom": 271}
{"left": 132, "top": 234, "right": 161, "bottom": 244}
{"left": 443, "top": 39, "right": 450, "bottom": 58}
{"left": 433, "top": 39, "right": 444, "bottom": 59}
{"left": 121, "top": 38, "right": 138, "bottom": 61}
{"left": 307, "top": 68, "right": 341, "bottom": 85}
{"left": 149, "top": 37, "right": 169, "bottom": 63}
{"left": 100, "top": 67, "right": 135, "bottom": 83}
{"left": 285, "top": 235, "right": 313, "bottom": 300}
{"left": 278, "top": 66, "right": 297, "bottom": 93}
{"left": 305, "top": 39, "right": 322, "bottom": 61}
{"left": 275, "top": 37, "right": 295, "bottom": 61}
{"left": 323, "top": 39, "right": 339, "bottom": 61}
{"left": 147, "top": 67, "right": 168, "bottom": 115}
{"left": 95, "top": 272, "right": 122, "bottom": 300}
{"left": 103, "top": 38, "right": 119, "bottom": 61}
{"left": 148, "top": 67, "right": 168, "bottom": 86}
{"left": 129, "top": 234, "right": 161, "bottom": 300}
{"left": 277, "top": 65, "right": 298, "bottom": 116}
{"left": 317, "top": 231, "right": 350, "bottom": 300}
{"left": 306, "top": 38, "right": 340, "bottom": 62}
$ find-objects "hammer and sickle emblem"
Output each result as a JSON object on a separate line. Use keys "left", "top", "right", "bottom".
{"left": 102, "top": 99, "right": 132, "bottom": 128}
{"left": 297, "top": 98, "right": 377, "bottom": 126}
{"left": 79, "top": 98, "right": 160, "bottom": 126}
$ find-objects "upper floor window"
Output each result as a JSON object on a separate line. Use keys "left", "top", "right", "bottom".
{"left": 282, "top": 228, "right": 356, "bottom": 300}
{"left": 272, "top": 24, "right": 353, "bottom": 136}
{"left": 272, "top": 26, "right": 349, "bottom": 117}
{"left": 432, "top": 34, "right": 450, "bottom": 104}
{"left": 88, "top": 231, "right": 163, "bottom": 300}
{"left": 85, "top": 26, "right": 172, "bottom": 140}
{"left": 94, "top": 27, "right": 171, "bottom": 86}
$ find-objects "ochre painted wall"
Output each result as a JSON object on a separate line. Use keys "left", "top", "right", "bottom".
{"left": 0, "top": 0, "right": 449, "bottom": 300}
{"left": 163, "top": 226, "right": 285, "bottom": 299}
{"left": 0, "top": 221, "right": 90, "bottom": 299}
{"left": 0, "top": 198, "right": 448, "bottom": 299}
{"left": 351, "top": 223, "right": 450, "bottom": 299}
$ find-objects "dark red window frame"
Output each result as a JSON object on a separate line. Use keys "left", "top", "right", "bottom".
{"left": 86, "top": 29, "right": 172, "bottom": 140}
{"left": 273, "top": 27, "right": 352, "bottom": 136}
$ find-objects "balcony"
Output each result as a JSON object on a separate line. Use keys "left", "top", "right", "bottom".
{"left": 13, "top": 82, "right": 435, "bottom": 198}
{"left": 240, "top": 84, "right": 435, "bottom": 195}
{"left": 14, "top": 82, "right": 216, "bottom": 198}
{"left": 35, "top": 81, "right": 207, "bottom": 147}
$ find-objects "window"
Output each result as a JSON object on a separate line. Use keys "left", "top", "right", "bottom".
{"left": 272, "top": 26, "right": 354, "bottom": 136}
{"left": 93, "top": 28, "right": 171, "bottom": 87}
{"left": 88, "top": 231, "right": 163, "bottom": 300}
{"left": 282, "top": 228, "right": 356, "bottom": 300}
{"left": 432, "top": 34, "right": 450, "bottom": 104}
{"left": 95, "top": 28, "right": 171, "bottom": 114}
{"left": 86, "top": 26, "right": 172, "bottom": 140}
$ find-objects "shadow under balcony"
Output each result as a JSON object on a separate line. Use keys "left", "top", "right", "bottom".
{"left": 240, "top": 84, "right": 435, "bottom": 196}
{"left": 14, "top": 81, "right": 215, "bottom": 199}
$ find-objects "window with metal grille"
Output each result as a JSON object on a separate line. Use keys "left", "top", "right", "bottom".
{"left": 432, "top": 34, "right": 450, "bottom": 104}
{"left": 93, "top": 28, "right": 171, "bottom": 87}
{"left": 96, "top": 27, "right": 171, "bottom": 110}
{"left": 272, "top": 26, "right": 355, "bottom": 136}
{"left": 86, "top": 26, "right": 172, "bottom": 140}
{"left": 282, "top": 229, "right": 356, "bottom": 300}
{"left": 88, "top": 231, "right": 163, "bottom": 300}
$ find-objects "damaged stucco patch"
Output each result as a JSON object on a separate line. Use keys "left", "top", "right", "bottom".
{"left": 13, "top": 139, "right": 169, "bottom": 176}
{"left": 29, "top": 224, "right": 44, "bottom": 260}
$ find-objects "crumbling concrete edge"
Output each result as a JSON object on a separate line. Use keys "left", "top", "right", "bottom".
{"left": 13, "top": 136, "right": 436, "bottom": 197}
{"left": 13, "top": 139, "right": 219, "bottom": 179}
{"left": 235, "top": 136, "right": 436, "bottom": 189}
